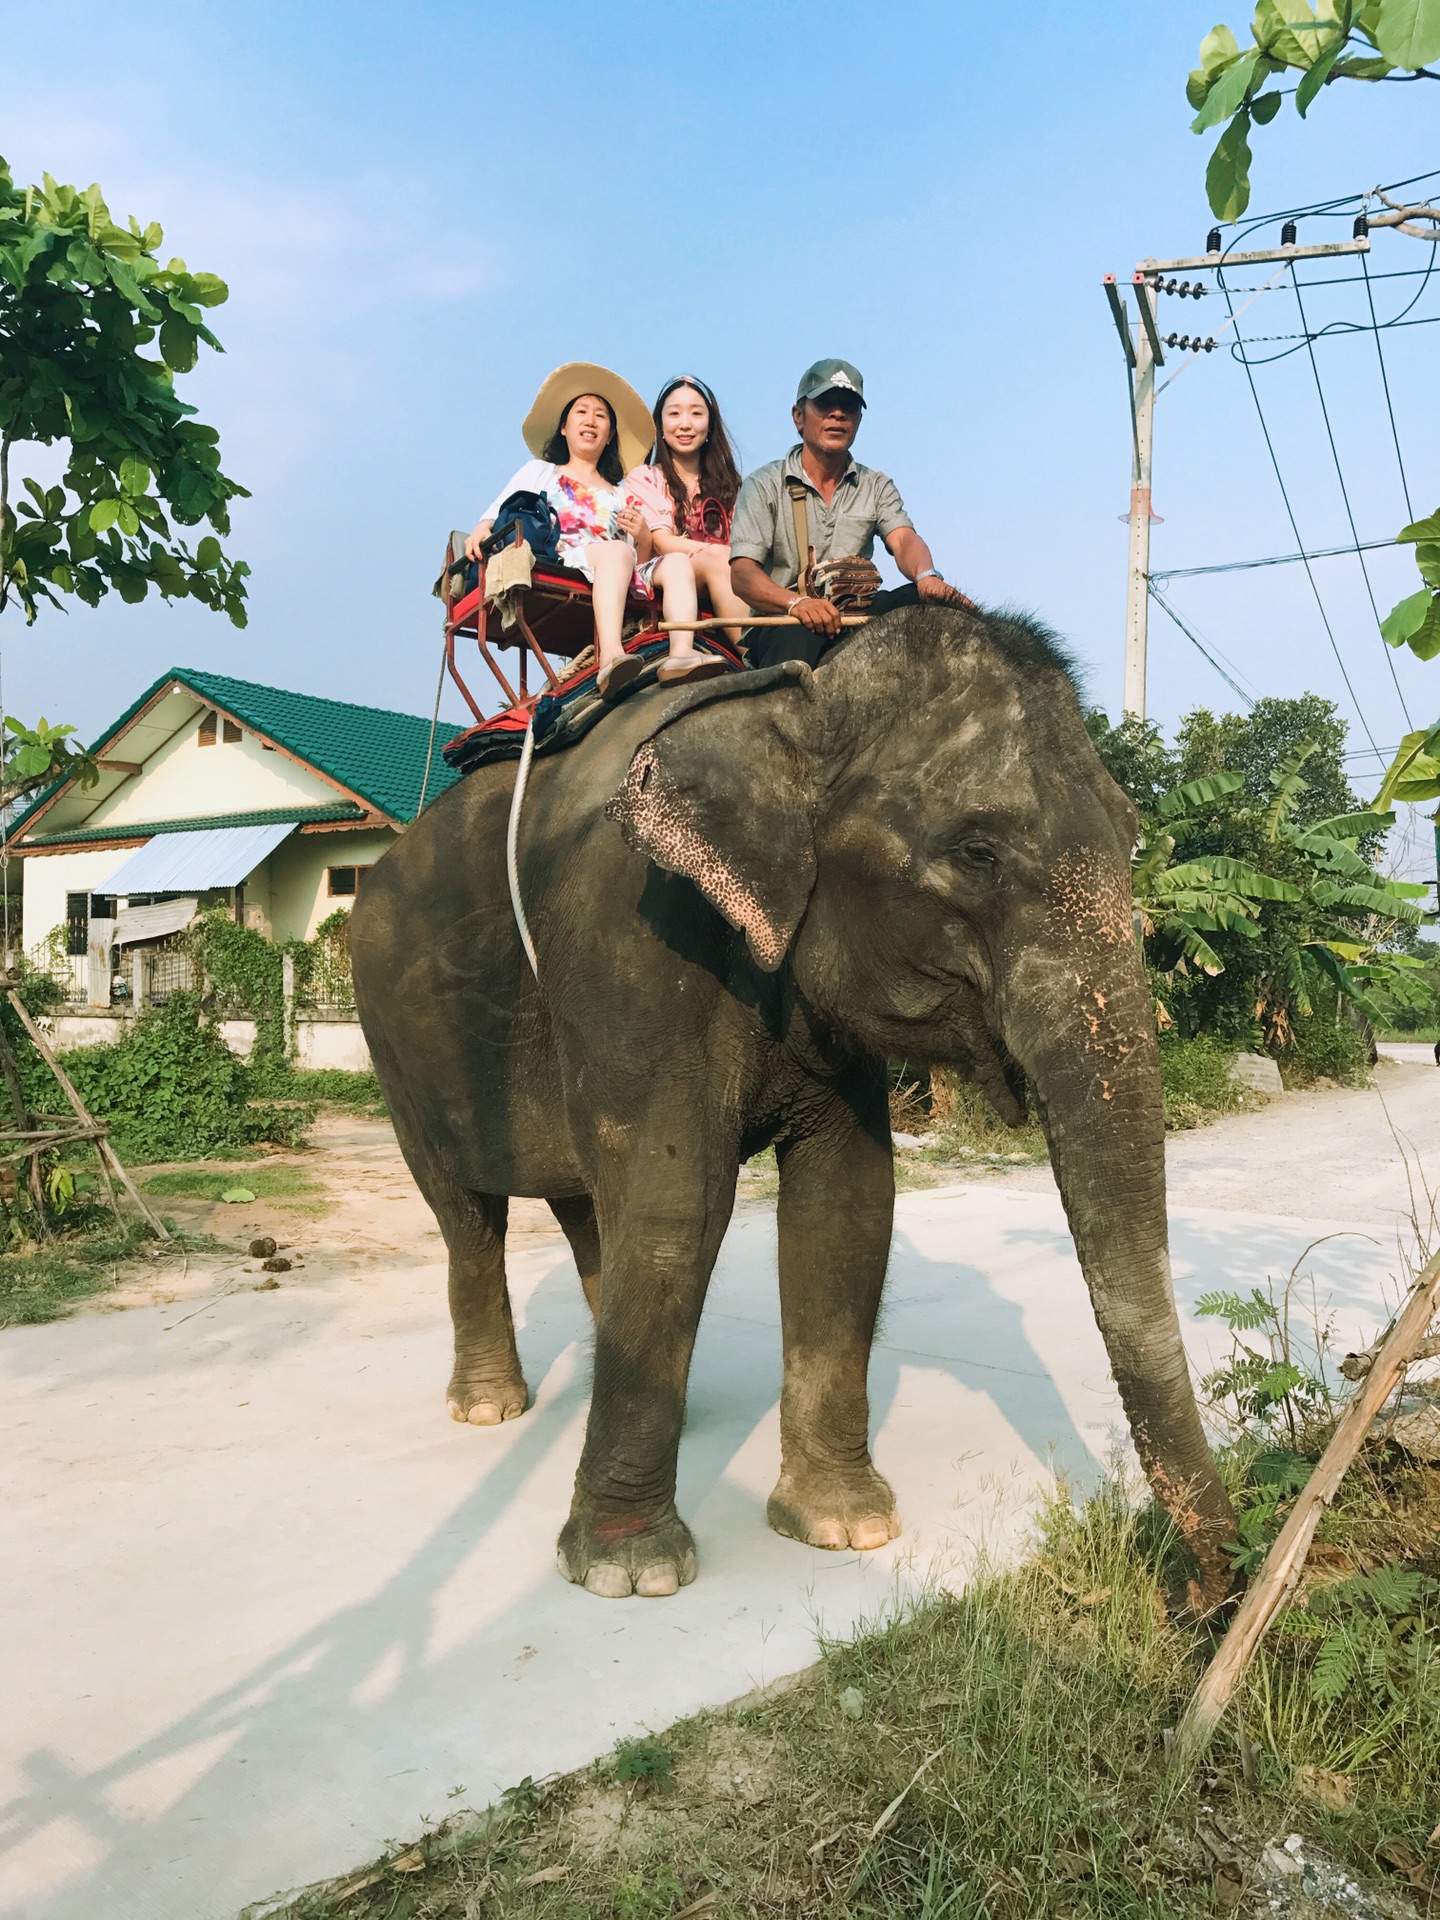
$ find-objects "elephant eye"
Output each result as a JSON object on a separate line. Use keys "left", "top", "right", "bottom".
{"left": 956, "top": 840, "right": 998, "bottom": 871}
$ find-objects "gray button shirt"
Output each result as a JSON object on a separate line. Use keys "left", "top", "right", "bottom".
{"left": 729, "top": 445, "right": 915, "bottom": 600}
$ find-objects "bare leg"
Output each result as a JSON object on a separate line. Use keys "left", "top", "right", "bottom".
{"left": 584, "top": 539, "right": 635, "bottom": 667}
{"left": 653, "top": 552, "right": 699, "bottom": 661}
{"left": 549, "top": 1192, "right": 602, "bottom": 1320}
{"left": 768, "top": 1065, "right": 900, "bottom": 1550}
{"left": 693, "top": 544, "right": 750, "bottom": 645}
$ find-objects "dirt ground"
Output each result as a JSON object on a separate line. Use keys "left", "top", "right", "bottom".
{"left": 100, "top": 1052, "right": 1440, "bottom": 1320}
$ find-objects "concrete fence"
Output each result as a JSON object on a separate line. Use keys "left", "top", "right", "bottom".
{"left": 45, "top": 1009, "right": 372, "bottom": 1072}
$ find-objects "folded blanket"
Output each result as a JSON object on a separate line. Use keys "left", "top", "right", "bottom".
{"left": 484, "top": 539, "right": 535, "bottom": 629}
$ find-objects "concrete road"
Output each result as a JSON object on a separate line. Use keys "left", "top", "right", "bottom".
{"left": 2, "top": 1062, "right": 1436, "bottom": 1920}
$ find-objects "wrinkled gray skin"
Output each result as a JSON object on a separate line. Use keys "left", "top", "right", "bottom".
{"left": 351, "top": 607, "right": 1236, "bottom": 1605}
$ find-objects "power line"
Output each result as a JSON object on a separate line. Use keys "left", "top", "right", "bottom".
{"left": 1361, "top": 248, "right": 1416, "bottom": 523}
{"left": 1151, "top": 537, "right": 1397, "bottom": 582}
{"left": 1147, "top": 584, "right": 1258, "bottom": 708}
{"left": 1217, "top": 280, "right": 1383, "bottom": 760}
{"left": 1287, "top": 262, "right": 1413, "bottom": 727}
{"left": 1223, "top": 312, "right": 1440, "bottom": 367}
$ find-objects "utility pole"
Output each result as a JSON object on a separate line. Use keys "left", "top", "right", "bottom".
{"left": 1125, "top": 277, "right": 1161, "bottom": 718}
{"left": 1102, "top": 225, "right": 1371, "bottom": 721}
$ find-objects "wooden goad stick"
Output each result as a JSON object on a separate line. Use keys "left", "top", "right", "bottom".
{"left": 1170, "top": 1249, "right": 1440, "bottom": 1769}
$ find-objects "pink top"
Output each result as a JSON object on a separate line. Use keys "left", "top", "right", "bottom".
{"left": 624, "top": 463, "right": 683, "bottom": 534}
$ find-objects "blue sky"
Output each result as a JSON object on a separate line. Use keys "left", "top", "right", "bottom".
{"left": 1, "top": 0, "right": 1437, "bottom": 797}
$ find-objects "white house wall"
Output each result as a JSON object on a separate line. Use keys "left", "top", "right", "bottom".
{"left": 266, "top": 829, "right": 397, "bottom": 940}
{"left": 22, "top": 848, "right": 136, "bottom": 953}
{"left": 85, "top": 705, "right": 341, "bottom": 829}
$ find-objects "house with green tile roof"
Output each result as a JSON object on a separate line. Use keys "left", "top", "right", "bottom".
{"left": 9, "top": 668, "right": 464, "bottom": 996}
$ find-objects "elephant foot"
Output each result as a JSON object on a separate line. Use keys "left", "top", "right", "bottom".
{"left": 767, "top": 1463, "right": 900, "bottom": 1552}
{"left": 446, "top": 1365, "right": 529, "bottom": 1427}
{"left": 557, "top": 1509, "right": 698, "bottom": 1598}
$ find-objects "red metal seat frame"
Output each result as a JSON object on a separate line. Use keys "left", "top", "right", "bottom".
{"left": 439, "top": 535, "right": 663, "bottom": 723}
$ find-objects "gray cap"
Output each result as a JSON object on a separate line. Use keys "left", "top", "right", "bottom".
{"left": 795, "top": 358, "right": 866, "bottom": 408}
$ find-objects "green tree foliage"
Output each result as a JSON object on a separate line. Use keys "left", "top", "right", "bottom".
{"left": 0, "top": 158, "right": 248, "bottom": 626}
{"left": 1379, "top": 505, "right": 1440, "bottom": 664}
{"left": 1093, "top": 698, "right": 1430, "bottom": 1043}
{"left": 1187, "top": 2, "right": 1440, "bottom": 222}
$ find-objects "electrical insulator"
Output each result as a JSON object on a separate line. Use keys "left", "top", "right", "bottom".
{"left": 1166, "top": 333, "right": 1178, "bottom": 347}
{"left": 1206, "top": 227, "right": 1221, "bottom": 254}
{"left": 1204, "top": 338, "right": 1216, "bottom": 352}
{"left": 1192, "top": 282, "right": 1207, "bottom": 298}
{"left": 1354, "top": 214, "right": 1369, "bottom": 238}
{"left": 1281, "top": 219, "right": 1298, "bottom": 246}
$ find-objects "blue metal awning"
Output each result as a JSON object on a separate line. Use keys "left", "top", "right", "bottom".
{"left": 103, "top": 820, "right": 299, "bottom": 895}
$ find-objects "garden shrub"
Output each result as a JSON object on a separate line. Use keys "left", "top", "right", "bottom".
{"left": 1279, "top": 1012, "right": 1373, "bottom": 1088}
{"left": 62, "top": 993, "right": 313, "bottom": 1162}
{"left": 1157, "top": 1032, "right": 1249, "bottom": 1128}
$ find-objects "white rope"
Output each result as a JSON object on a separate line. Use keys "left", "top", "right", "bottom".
{"left": 506, "top": 713, "right": 539, "bottom": 979}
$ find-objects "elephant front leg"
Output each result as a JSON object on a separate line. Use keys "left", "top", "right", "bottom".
{"left": 558, "top": 1174, "right": 732, "bottom": 1598}
{"left": 769, "top": 1081, "right": 900, "bottom": 1553}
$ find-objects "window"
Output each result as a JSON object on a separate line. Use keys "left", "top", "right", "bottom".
{"left": 223, "top": 717, "right": 242, "bottom": 743}
{"left": 90, "top": 895, "right": 117, "bottom": 922}
{"left": 198, "top": 709, "right": 217, "bottom": 746}
{"left": 326, "top": 866, "right": 371, "bottom": 897}
{"left": 66, "top": 892, "right": 89, "bottom": 956}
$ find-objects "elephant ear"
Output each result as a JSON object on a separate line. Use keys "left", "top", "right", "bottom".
{"left": 606, "top": 661, "right": 821, "bottom": 971}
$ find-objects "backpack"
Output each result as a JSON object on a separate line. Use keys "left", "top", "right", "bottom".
{"left": 482, "top": 489, "right": 563, "bottom": 566}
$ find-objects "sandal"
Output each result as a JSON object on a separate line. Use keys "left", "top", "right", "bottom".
{"left": 596, "top": 654, "right": 644, "bottom": 701}
{"left": 657, "top": 652, "right": 730, "bottom": 685}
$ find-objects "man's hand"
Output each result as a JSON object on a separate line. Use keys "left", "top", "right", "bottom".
{"left": 916, "top": 573, "right": 978, "bottom": 613}
{"left": 790, "top": 594, "right": 843, "bottom": 636}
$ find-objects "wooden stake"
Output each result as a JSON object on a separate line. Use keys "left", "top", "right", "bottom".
{"left": 3, "top": 987, "right": 169, "bottom": 1239}
{"left": 1171, "top": 1249, "right": 1440, "bottom": 1768}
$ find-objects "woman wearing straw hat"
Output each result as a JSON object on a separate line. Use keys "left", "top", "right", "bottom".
{"left": 464, "top": 364, "right": 720, "bottom": 698}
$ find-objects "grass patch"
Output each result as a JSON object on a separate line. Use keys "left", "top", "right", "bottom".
{"left": 284, "top": 1067, "right": 387, "bottom": 1116}
{"left": 272, "top": 1453, "right": 1440, "bottom": 1920}
{"left": 140, "top": 1164, "right": 322, "bottom": 1201}
{"left": 0, "top": 1215, "right": 220, "bottom": 1326}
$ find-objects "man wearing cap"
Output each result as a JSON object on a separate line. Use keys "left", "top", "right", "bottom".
{"left": 729, "top": 359, "right": 973, "bottom": 669}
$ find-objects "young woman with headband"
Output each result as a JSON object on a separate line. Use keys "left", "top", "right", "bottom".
{"left": 624, "top": 376, "right": 750, "bottom": 674}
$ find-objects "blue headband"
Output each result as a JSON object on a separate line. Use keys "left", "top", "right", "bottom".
{"left": 654, "top": 375, "right": 717, "bottom": 415}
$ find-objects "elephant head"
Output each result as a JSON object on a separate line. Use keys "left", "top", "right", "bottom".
{"left": 607, "top": 605, "right": 1236, "bottom": 1607}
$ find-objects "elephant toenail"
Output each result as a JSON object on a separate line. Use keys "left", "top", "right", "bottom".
{"left": 584, "top": 1564, "right": 634, "bottom": 1598}
{"left": 634, "top": 1563, "right": 680, "bottom": 1597}
{"left": 467, "top": 1402, "right": 503, "bottom": 1426}
{"left": 807, "top": 1519, "right": 849, "bottom": 1550}
{"left": 850, "top": 1516, "right": 897, "bottom": 1550}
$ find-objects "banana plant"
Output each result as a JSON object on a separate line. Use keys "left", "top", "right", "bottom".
{"left": 1263, "top": 740, "right": 1431, "bottom": 1018}
{"left": 1135, "top": 749, "right": 1429, "bottom": 1027}
{"left": 1133, "top": 770, "right": 1302, "bottom": 975}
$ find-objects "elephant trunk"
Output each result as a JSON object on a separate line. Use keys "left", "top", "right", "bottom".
{"left": 1013, "top": 938, "right": 1237, "bottom": 1610}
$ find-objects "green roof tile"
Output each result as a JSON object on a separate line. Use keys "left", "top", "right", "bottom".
{"left": 23, "top": 804, "right": 365, "bottom": 848}
{"left": 10, "top": 670, "right": 467, "bottom": 839}
{"left": 166, "top": 669, "right": 465, "bottom": 822}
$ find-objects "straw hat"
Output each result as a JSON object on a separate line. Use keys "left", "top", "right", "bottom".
{"left": 522, "top": 363, "right": 653, "bottom": 475}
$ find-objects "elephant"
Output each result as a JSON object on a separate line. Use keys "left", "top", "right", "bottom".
{"left": 350, "top": 605, "right": 1236, "bottom": 1606}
